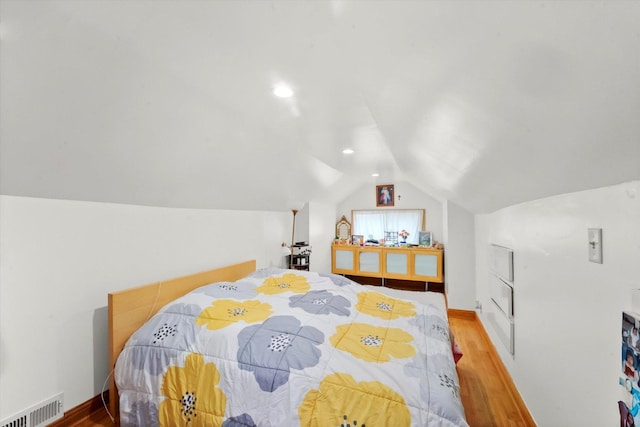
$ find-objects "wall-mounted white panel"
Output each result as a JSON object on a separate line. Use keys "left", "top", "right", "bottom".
{"left": 490, "top": 274, "right": 514, "bottom": 317}
{"left": 487, "top": 298, "right": 515, "bottom": 355}
{"left": 491, "top": 244, "right": 514, "bottom": 282}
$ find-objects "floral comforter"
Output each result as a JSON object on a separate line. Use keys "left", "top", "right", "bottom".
{"left": 115, "top": 268, "right": 468, "bottom": 426}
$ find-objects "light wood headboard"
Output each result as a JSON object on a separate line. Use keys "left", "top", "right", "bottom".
{"left": 107, "top": 260, "right": 257, "bottom": 424}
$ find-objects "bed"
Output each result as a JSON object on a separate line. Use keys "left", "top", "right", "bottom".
{"left": 108, "top": 260, "right": 468, "bottom": 426}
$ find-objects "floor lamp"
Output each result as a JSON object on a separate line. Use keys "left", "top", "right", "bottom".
{"left": 289, "top": 209, "right": 298, "bottom": 269}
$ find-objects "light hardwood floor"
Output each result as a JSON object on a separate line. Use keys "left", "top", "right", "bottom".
{"left": 59, "top": 310, "right": 535, "bottom": 427}
{"left": 449, "top": 310, "right": 536, "bottom": 426}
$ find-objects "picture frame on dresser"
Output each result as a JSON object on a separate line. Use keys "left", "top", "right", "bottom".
{"left": 418, "top": 231, "right": 432, "bottom": 247}
{"left": 351, "top": 235, "right": 364, "bottom": 246}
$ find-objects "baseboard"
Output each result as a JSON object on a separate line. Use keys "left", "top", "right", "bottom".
{"left": 448, "top": 308, "right": 477, "bottom": 320}
{"left": 47, "top": 391, "right": 110, "bottom": 427}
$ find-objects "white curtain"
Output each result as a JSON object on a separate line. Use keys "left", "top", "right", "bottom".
{"left": 352, "top": 210, "right": 423, "bottom": 244}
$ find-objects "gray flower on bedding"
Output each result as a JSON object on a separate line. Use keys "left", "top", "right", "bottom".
{"left": 164, "top": 302, "right": 202, "bottom": 317}
{"left": 128, "top": 304, "right": 199, "bottom": 375}
{"left": 193, "top": 280, "right": 258, "bottom": 299}
{"left": 127, "top": 345, "right": 182, "bottom": 376}
{"left": 409, "top": 314, "right": 451, "bottom": 342}
{"left": 404, "top": 353, "right": 464, "bottom": 420}
{"left": 131, "top": 304, "right": 199, "bottom": 347}
{"left": 289, "top": 290, "right": 351, "bottom": 316}
{"left": 405, "top": 351, "right": 455, "bottom": 375}
{"left": 437, "top": 371, "right": 461, "bottom": 398}
{"left": 319, "top": 272, "right": 354, "bottom": 287}
{"left": 405, "top": 351, "right": 426, "bottom": 377}
{"left": 121, "top": 399, "right": 158, "bottom": 427}
{"left": 223, "top": 413, "right": 257, "bottom": 427}
{"left": 237, "top": 315, "right": 324, "bottom": 392}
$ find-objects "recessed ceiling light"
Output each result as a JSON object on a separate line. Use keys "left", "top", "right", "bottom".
{"left": 342, "top": 148, "right": 354, "bottom": 154}
{"left": 372, "top": 173, "right": 379, "bottom": 177}
{"left": 273, "top": 84, "right": 293, "bottom": 98}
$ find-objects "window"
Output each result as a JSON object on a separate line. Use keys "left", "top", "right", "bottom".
{"left": 351, "top": 209, "right": 425, "bottom": 245}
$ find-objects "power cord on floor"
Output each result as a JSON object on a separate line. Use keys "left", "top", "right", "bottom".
{"left": 101, "top": 369, "right": 116, "bottom": 424}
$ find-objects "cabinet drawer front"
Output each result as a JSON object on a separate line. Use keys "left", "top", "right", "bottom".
{"left": 414, "top": 254, "right": 438, "bottom": 277}
{"left": 334, "top": 250, "right": 354, "bottom": 271}
{"left": 359, "top": 251, "right": 380, "bottom": 273}
{"left": 385, "top": 252, "right": 408, "bottom": 275}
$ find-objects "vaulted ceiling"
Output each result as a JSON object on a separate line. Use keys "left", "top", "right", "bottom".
{"left": 1, "top": 0, "right": 639, "bottom": 213}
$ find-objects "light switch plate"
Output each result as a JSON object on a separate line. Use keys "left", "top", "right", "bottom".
{"left": 588, "top": 228, "right": 603, "bottom": 264}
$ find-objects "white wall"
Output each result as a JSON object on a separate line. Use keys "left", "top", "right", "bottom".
{"left": 336, "top": 181, "right": 444, "bottom": 246}
{"left": 0, "top": 196, "right": 290, "bottom": 420}
{"left": 443, "top": 201, "right": 476, "bottom": 310}
{"left": 475, "top": 181, "right": 640, "bottom": 426}
{"left": 292, "top": 204, "right": 310, "bottom": 246}
{"left": 308, "top": 201, "right": 337, "bottom": 274}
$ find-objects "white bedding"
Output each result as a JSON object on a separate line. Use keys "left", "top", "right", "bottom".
{"left": 363, "top": 285, "right": 447, "bottom": 308}
{"left": 115, "top": 268, "right": 467, "bottom": 426}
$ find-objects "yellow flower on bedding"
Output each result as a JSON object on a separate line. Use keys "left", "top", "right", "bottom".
{"left": 255, "top": 273, "right": 310, "bottom": 295}
{"left": 299, "top": 373, "right": 411, "bottom": 427}
{"left": 195, "top": 299, "right": 273, "bottom": 330}
{"left": 355, "top": 291, "right": 416, "bottom": 319}
{"left": 158, "top": 353, "right": 226, "bottom": 427}
{"left": 330, "top": 323, "right": 416, "bottom": 362}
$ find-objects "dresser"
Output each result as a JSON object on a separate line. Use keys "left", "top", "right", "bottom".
{"left": 331, "top": 244, "right": 444, "bottom": 291}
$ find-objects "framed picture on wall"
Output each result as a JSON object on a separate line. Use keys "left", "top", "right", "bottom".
{"left": 376, "top": 184, "right": 394, "bottom": 207}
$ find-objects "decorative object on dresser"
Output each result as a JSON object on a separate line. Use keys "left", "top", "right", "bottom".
{"left": 351, "top": 234, "right": 364, "bottom": 246}
{"left": 384, "top": 230, "right": 399, "bottom": 246}
{"left": 418, "top": 231, "right": 432, "bottom": 247}
{"left": 335, "top": 215, "right": 351, "bottom": 244}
